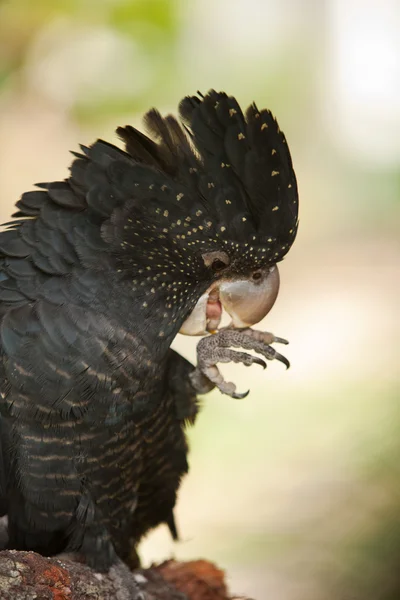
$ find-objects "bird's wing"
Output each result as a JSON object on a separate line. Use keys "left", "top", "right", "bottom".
{"left": 0, "top": 137, "right": 162, "bottom": 565}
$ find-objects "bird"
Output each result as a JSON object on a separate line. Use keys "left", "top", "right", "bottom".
{"left": 0, "top": 90, "right": 298, "bottom": 572}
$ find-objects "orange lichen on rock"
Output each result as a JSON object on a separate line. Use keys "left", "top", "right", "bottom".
{"left": 0, "top": 550, "right": 255, "bottom": 599}
{"left": 39, "top": 564, "right": 72, "bottom": 600}
{"left": 2, "top": 551, "right": 72, "bottom": 600}
{"left": 156, "top": 559, "right": 228, "bottom": 600}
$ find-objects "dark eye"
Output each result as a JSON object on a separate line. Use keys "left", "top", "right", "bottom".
{"left": 252, "top": 271, "right": 263, "bottom": 281}
{"left": 212, "top": 258, "right": 228, "bottom": 272}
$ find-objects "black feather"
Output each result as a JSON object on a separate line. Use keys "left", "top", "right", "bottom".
{"left": 0, "top": 89, "right": 297, "bottom": 571}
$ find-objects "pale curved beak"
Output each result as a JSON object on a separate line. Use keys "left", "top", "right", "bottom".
{"left": 179, "top": 291, "right": 209, "bottom": 336}
{"left": 179, "top": 265, "right": 280, "bottom": 336}
{"left": 220, "top": 265, "right": 280, "bottom": 328}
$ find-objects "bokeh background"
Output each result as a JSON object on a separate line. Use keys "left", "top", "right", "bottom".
{"left": 0, "top": 1, "right": 398, "bottom": 598}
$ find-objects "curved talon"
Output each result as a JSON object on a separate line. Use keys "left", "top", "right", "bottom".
{"left": 251, "top": 357, "right": 267, "bottom": 370}
{"left": 274, "top": 337, "right": 289, "bottom": 345}
{"left": 232, "top": 389, "right": 250, "bottom": 399}
{"left": 274, "top": 351, "right": 290, "bottom": 369}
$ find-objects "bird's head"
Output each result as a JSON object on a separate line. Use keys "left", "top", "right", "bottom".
{"left": 103, "top": 91, "right": 298, "bottom": 339}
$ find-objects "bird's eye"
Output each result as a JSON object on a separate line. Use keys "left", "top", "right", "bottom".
{"left": 212, "top": 259, "right": 228, "bottom": 272}
{"left": 252, "top": 271, "right": 263, "bottom": 281}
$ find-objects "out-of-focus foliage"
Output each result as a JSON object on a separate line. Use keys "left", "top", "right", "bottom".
{"left": 0, "top": 0, "right": 181, "bottom": 119}
{"left": 0, "top": 1, "right": 398, "bottom": 599}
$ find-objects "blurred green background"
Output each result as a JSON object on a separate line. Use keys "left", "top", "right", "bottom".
{"left": 0, "top": 1, "right": 398, "bottom": 598}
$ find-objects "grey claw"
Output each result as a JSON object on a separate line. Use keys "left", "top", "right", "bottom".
{"left": 233, "top": 389, "right": 250, "bottom": 399}
{"left": 274, "top": 351, "right": 290, "bottom": 369}
{"left": 193, "top": 328, "right": 290, "bottom": 400}
{"left": 252, "top": 357, "right": 267, "bottom": 369}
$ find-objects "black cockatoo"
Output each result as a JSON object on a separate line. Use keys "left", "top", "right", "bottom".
{"left": 0, "top": 91, "right": 298, "bottom": 572}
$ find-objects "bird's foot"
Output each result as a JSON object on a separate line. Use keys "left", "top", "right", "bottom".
{"left": 190, "top": 327, "right": 289, "bottom": 399}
